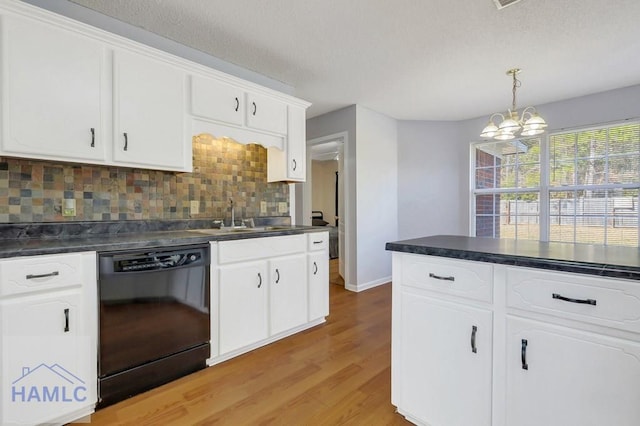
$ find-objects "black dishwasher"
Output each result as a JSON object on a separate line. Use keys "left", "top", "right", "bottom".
{"left": 97, "top": 245, "right": 210, "bottom": 408}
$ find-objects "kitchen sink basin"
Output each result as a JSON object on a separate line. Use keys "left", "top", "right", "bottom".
{"left": 187, "top": 226, "right": 290, "bottom": 235}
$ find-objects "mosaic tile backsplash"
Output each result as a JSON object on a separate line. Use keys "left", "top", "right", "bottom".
{"left": 0, "top": 134, "right": 289, "bottom": 223}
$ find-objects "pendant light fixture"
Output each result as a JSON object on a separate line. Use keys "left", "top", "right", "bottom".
{"left": 480, "top": 68, "right": 547, "bottom": 141}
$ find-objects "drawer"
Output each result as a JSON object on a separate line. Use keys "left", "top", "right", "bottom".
{"left": 401, "top": 254, "right": 493, "bottom": 303}
{"left": 307, "top": 232, "right": 329, "bottom": 252}
{"left": 0, "top": 252, "right": 91, "bottom": 297}
{"left": 218, "top": 234, "right": 306, "bottom": 264}
{"left": 506, "top": 266, "right": 640, "bottom": 334}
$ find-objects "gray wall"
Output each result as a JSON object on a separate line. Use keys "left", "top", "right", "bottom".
{"left": 355, "top": 106, "right": 398, "bottom": 290}
{"left": 397, "top": 121, "right": 466, "bottom": 240}
{"left": 398, "top": 84, "right": 640, "bottom": 240}
{"left": 306, "top": 106, "right": 357, "bottom": 287}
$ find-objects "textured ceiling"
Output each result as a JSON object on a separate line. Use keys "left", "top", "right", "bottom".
{"left": 67, "top": 0, "right": 640, "bottom": 120}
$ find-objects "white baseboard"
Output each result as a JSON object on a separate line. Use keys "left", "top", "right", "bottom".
{"left": 345, "top": 276, "right": 391, "bottom": 292}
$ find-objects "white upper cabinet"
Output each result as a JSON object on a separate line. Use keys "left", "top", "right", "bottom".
{"left": 113, "top": 49, "right": 189, "bottom": 171}
{"left": 190, "top": 74, "right": 309, "bottom": 182}
{"left": 191, "top": 75, "right": 244, "bottom": 127}
{"left": 267, "top": 105, "right": 307, "bottom": 182}
{"left": 246, "top": 92, "right": 287, "bottom": 135}
{"left": 1, "top": 13, "right": 106, "bottom": 162}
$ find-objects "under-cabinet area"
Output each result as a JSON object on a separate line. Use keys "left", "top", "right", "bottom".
{"left": 388, "top": 236, "right": 640, "bottom": 426}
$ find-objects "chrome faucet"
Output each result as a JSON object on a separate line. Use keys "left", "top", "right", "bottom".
{"left": 229, "top": 198, "right": 235, "bottom": 227}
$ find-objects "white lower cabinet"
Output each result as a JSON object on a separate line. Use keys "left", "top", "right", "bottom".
{"left": 392, "top": 252, "right": 640, "bottom": 426}
{"left": 218, "top": 260, "right": 269, "bottom": 354}
{"left": 0, "top": 252, "right": 97, "bottom": 426}
{"left": 308, "top": 250, "right": 329, "bottom": 321}
{"left": 397, "top": 291, "right": 492, "bottom": 426}
{"left": 505, "top": 316, "right": 640, "bottom": 426}
{"left": 210, "top": 233, "right": 329, "bottom": 364}
{"left": 269, "top": 254, "right": 307, "bottom": 335}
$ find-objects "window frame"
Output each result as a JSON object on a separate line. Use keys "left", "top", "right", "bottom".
{"left": 470, "top": 119, "right": 640, "bottom": 246}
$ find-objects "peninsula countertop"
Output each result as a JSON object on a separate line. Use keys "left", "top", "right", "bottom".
{"left": 386, "top": 235, "right": 640, "bottom": 281}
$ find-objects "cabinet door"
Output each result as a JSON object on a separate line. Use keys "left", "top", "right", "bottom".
{"left": 270, "top": 254, "right": 307, "bottom": 335}
{"left": 218, "top": 261, "right": 268, "bottom": 354}
{"left": 398, "top": 291, "right": 492, "bottom": 426}
{"left": 191, "top": 75, "right": 244, "bottom": 126}
{"left": 1, "top": 14, "right": 105, "bottom": 162}
{"left": 506, "top": 316, "right": 640, "bottom": 426}
{"left": 0, "top": 289, "right": 95, "bottom": 425}
{"left": 246, "top": 92, "right": 287, "bottom": 135}
{"left": 308, "top": 251, "right": 329, "bottom": 320}
{"left": 286, "top": 105, "right": 306, "bottom": 180}
{"left": 113, "top": 50, "right": 188, "bottom": 171}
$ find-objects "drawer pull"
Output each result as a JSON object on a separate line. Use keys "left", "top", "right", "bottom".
{"left": 552, "top": 293, "right": 597, "bottom": 306}
{"left": 64, "top": 308, "right": 70, "bottom": 333}
{"left": 257, "top": 272, "right": 262, "bottom": 288}
{"left": 471, "top": 325, "right": 478, "bottom": 353}
{"left": 313, "top": 240, "right": 324, "bottom": 244}
{"left": 521, "top": 339, "right": 528, "bottom": 370}
{"left": 26, "top": 271, "right": 60, "bottom": 280}
{"left": 429, "top": 273, "right": 455, "bottom": 282}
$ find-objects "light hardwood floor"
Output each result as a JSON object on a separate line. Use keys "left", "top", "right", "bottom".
{"left": 78, "top": 259, "right": 410, "bottom": 425}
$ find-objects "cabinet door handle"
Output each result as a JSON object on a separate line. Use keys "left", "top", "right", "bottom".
{"left": 64, "top": 308, "right": 70, "bottom": 333}
{"left": 313, "top": 261, "right": 318, "bottom": 275}
{"left": 252, "top": 101, "right": 257, "bottom": 116}
{"left": 552, "top": 293, "right": 596, "bottom": 306}
{"left": 521, "top": 339, "right": 528, "bottom": 370}
{"left": 26, "top": 271, "right": 59, "bottom": 280}
{"left": 257, "top": 272, "right": 262, "bottom": 288}
{"left": 90, "top": 127, "right": 95, "bottom": 147}
{"left": 234, "top": 97, "right": 239, "bottom": 112}
{"left": 471, "top": 325, "right": 478, "bottom": 353}
{"left": 292, "top": 159, "right": 297, "bottom": 171}
{"left": 123, "top": 132, "right": 128, "bottom": 151}
{"left": 429, "top": 273, "right": 455, "bottom": 282}
{"left": 275, "top": 268, "right": 280, "bottom": 284}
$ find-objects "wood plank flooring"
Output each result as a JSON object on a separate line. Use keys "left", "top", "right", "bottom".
{"left": 77, "top": 259, "right": 410, "bottom": 425}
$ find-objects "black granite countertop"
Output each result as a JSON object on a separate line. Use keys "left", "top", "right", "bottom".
{"left": 0, "top": 219, "right": 327, "bottom": 259}
{"left": 386, "top": 235, "right": 640, "bottom": 281}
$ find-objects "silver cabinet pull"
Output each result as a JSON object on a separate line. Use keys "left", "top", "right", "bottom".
{"left": 292, "top": 159, "right": 297, "bottom": 171}
{"left": 234, "top": 97, "right": 239, "bottom": 112}
{"left": 313, "top": 240, "right": 324, "bottom": 245}
{"left": 275, "top": 269, "right": 280, "bottom": 284}
{"left": 313, "top": 261, "right": 318, "bottom": 275}
{"left": 26, "top": 271, "right": 59, "bottom": 280}
{"left": 429, "top": 272, "right": 455, "bottom": 282}
{"left": 257, "top": 272, "right": 262, "bottom": 288}
{"left": 123, "top": 132, "right": 128, "bottom": 151}
{"left": 90, "top": 127, "right": 95, "bottom": 147}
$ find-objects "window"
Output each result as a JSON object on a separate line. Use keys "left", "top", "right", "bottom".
{"left": 471, "top": 122, "right": 640, "bottom": 247}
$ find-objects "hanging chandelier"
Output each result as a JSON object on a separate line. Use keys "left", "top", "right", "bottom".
{"left": 480, "top": 68, "right": 547, "bottom": 141}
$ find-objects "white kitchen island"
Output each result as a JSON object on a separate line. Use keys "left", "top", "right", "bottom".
{"left": 386, "top": 235, "right": 640, "bottom": 426}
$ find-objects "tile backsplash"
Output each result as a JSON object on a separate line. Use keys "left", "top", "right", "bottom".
{"left": 0, "top": 134, "right": 288, "bottom": 223}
